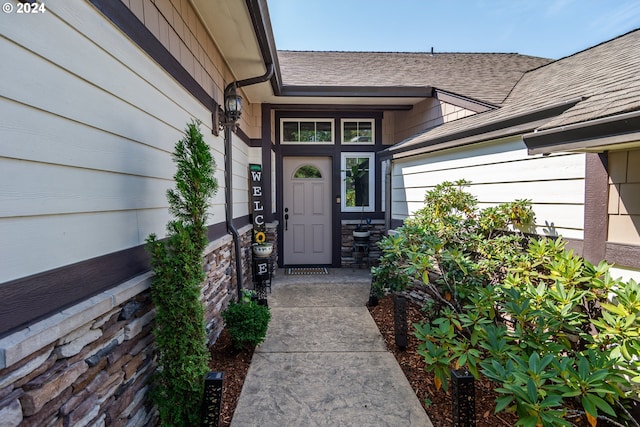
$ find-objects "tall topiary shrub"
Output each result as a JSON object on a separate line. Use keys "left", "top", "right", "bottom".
{"left": 146, "top": 121, "right": 218, "bottom": 426}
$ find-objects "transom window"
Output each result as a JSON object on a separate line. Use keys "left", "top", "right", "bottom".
{"left": 281, "top": 119, "right": 334, "bottom": 144}
{"left": 341, "top": 153, "right": 375, "bottom": 212}
{"left": 342, "top": 119, "right": 374, "bottom": 144}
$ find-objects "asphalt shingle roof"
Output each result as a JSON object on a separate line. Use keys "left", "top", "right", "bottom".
{"left": 278, "top": 51, "right": 551, "bottom": 106}
{"left": 387, "top": 29, "right": 640, "bottom": 154}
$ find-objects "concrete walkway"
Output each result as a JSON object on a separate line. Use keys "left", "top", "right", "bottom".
{"left": 230, "top": 268, "right": 433, "bottom": 426}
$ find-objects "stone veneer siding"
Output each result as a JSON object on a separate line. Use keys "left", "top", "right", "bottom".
{"left": 340, "top": 220, "right": 385, "bottom": 268}
{"left": 0, "top": 225, "right": 258, "bottom": 427}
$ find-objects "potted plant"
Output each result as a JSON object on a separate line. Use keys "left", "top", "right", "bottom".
{"left": 252, "top": 241, "right": 273, "bottom": 258}
{"left": 343, "top": 159, "right": 373, "bottom": 241}
{"left": 353, "top": 216, "right": 371, "bottom": 241}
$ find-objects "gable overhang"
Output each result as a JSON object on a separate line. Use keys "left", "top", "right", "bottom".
{"left": 523, "top": 110, "right": 640, "bottom": 154}
{"left": 192, "top": 0, "right": 281, "bottom": 104}
{"left": 380, "top": 97, "right": 583, "bottom": 160}
{"left": 434, "top": 89, "right": 496, "bottom": 113}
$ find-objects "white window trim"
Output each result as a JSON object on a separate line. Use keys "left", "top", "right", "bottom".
{"left": 341, "top": 152, "right": 375, "bottom": 212}
{"left": 341, "top": 119, "right": 375, "bottom": 145}
{"left": 280, "top": 118, "right": 334, "bottom": 144}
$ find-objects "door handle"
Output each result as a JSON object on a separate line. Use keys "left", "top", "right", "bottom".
{"left": 284, "top": 208, "right": 289, "bottom": 231}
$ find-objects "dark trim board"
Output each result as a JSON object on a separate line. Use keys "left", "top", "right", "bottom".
{"left": 434, "top": 89, "right": 495, "bottom": 113}
{"left": 563, "top": 238, "right": 584, "bottom": 257}
{"left": 606, "top": 243, "right": 640, "bottom": 270}
{"left": 523, "top": 111, "right": 640, "bottom": 155}
{"left": 0, "top": 245, "right": 150, "bottom": 338}
{"left": 381, "top": 98, "right": 583, "bottom": 160}
{"left": 235, "top": 127, "right": 253, "bottom": 146}
{"left": 280, "top": 85, "right": 433, "bottom": 98}
{"left": 244, "top": 0, "right": 282, "bottom": 95}
{"left": 0, "top": 221, "right": 230, "bottom": 338}
{"left": 88, "top": 0, "right": 217, "bottom": 114}
{"left": 232, "top": 215, "right": 252, "bottom": 230}
{"left": 207, "top": 221, "right": 229, "bottom": 243}
{"left": 270, "top": 103, "right": 413, "bottom": 112}
{"left": 582, "top": 153, "right": 609, "bottom": 264}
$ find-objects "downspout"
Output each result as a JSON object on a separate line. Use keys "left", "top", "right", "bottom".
{"left": 224, "top": 64, "right": 275, "bottom": 300}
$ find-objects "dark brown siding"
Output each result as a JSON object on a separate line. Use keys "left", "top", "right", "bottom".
{"left": 582, "top": 153, "right": 609, "bottom": 264}
{"left": 0, "top": 222, "right": 229, "bottom": 337}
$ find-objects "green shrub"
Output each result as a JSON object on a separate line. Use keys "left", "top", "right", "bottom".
{"left": 146, "top": 121, "right": 218, "bottom": 426}
{"left": 375, "top": 180, "right": 640, "bottom": 426}
{"left": 222, "top": 299, "right": 271, "bottom": 350}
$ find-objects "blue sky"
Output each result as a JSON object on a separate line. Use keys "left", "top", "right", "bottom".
{"left": 266, "top": 0, "right": 640, "bottom": 59}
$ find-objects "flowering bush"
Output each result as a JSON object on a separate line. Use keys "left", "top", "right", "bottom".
{"left": 373, "top": 180, "right": 640, "bottom": 426}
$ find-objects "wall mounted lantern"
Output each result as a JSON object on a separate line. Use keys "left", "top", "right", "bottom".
{"left": 218, "top": 82, "right": 243, "bottom": 132}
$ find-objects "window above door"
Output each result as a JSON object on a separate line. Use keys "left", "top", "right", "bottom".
{"left": 281, "top": 119, "right": 334, "bottom": 144}
{"left": 341, "top": 153, "right": 375, "bottom": 212}
{"left": 341, "top": 119, "right": 374, "bottom": 144}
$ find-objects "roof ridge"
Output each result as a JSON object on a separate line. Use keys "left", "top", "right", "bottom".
{"left": 277, "top": 50, "right": 543, "bottom": 57}
{"left": 549, "top": 27, "right": 640, "bottom": 62}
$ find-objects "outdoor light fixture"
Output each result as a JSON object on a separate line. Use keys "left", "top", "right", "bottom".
{"left": 218, "top": 82, "right": 243, "bottom": 131}
{"left": 451, "top": 369, "right": 475, "bottom": 426}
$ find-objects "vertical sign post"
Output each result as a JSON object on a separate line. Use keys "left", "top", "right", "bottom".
{"left": 249, "top": 164, "right": 265, "bottom": 243}
{"left": 249, "top": 164, "right": 269, "bottom": 305}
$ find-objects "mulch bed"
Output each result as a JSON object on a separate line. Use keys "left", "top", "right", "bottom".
{"left": 209, "top": 329, "right": 254, "bottom": 427}
{"left": 368, "top": 294, "right": 519, "bottom": 427}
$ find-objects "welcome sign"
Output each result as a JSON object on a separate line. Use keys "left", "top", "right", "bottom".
{"left": 249, "top": 164, "right": 266, "bottom": 243}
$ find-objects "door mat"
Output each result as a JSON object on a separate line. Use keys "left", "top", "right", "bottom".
{"left": 286, "top": 267, "right": 329, "bottom": 275}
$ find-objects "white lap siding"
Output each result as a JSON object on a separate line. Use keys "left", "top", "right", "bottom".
{"left": 391, "top": 136, "right": 586, "bottom": 239}
{"left": 0, "top": 1, "right": 226, "bottom": 283}
{"left": 231, "top": 133, "right": 252, "bottom": 220}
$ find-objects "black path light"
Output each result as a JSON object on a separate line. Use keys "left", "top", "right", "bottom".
{"left": 451, "top": 368, "right": 475, "bottom": 426}
{"left": 201, "top": 371, "right": 224, "bottom": 427}
{"left": 393, "top": 295, "right": 408, "bottom": 350}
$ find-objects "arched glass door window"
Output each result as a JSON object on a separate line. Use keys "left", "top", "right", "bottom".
{"left": 293, "top": 165, "right": 322, "bottom": 179}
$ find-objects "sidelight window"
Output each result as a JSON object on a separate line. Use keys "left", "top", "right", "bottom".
{"left": 341, "top": 153, "right": 374, "bottom": 212}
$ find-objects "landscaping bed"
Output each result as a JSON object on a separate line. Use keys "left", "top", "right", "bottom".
{"left": 209, "top": 328, "right": 255, "bottom": 427}
{"left": 368, "top": 294, "right": 519, "bottom": 427}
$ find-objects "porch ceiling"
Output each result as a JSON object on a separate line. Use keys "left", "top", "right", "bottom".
{"left": 191, "top": 0, "right": 271, "bottom": 104}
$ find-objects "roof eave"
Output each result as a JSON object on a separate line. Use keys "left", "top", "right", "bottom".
{"left": 279, "top": 85, "right": 433, "bottom": 98}
{"left": 245, "top": 0, "right": 282, "bottom": 95}
{"left": 523, "top": 111, "right": 640, "bottom": 155}
{"left": 380, "top": 97, "right": 584, "bottom": 160}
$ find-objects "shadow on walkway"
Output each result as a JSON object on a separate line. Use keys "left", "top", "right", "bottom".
{"left": 230, "top": 268, "right": 433, "bottom": 426}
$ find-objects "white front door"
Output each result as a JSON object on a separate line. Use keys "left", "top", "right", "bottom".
{"left": 283, "top": 157, "right": 332, "bottom": 265}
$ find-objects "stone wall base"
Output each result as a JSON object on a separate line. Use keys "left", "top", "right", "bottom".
{"left": 0, "top": 225, "right": 259, "bottom": 427}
